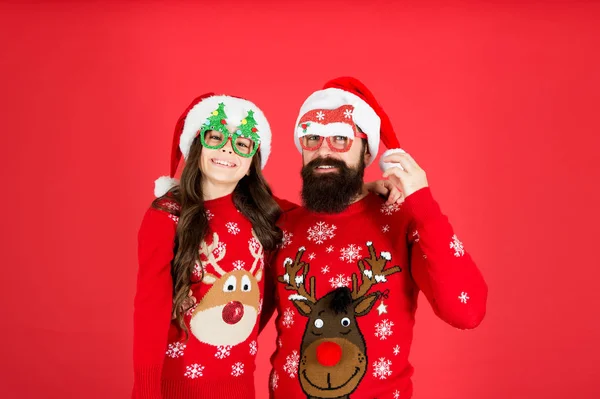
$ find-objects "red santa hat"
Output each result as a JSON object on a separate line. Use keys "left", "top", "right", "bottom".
{"left": 294, "top": 76, "right": 404, "bottom": 170}
{"left": 154, "top": 93, "right": 272, "bottom": 197}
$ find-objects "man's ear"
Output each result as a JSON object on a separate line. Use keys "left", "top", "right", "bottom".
{"left": 363, "top": 148, "right": 372, "bottom": 165}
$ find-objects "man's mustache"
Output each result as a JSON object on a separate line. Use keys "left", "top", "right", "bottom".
{"left": 306, "top": 157, "right": 348, "bottom": 170}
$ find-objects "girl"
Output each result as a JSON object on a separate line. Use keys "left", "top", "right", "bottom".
{"left": 133, "top": 93, "right": 283, "bottom": 399}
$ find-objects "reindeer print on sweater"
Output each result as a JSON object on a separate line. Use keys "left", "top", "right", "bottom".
{"left": 277, "top": 243, "right": 402, "bottom": 399}
{"left": 189, "top": 229, "right": 264, "bottom": 347}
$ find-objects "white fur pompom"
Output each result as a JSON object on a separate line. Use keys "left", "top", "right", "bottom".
{"left": 154, "top": 176, "right": 179, "bottom": 197}
{"left": 379, "top": 148, "right": 406, "bottom": 172}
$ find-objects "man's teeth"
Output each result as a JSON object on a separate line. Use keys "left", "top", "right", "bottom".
{"left": 317, "top": 165, "right": 335, "bottom": 169}
{"left": 213, "top": 159, "right": 235, "bottom": 167}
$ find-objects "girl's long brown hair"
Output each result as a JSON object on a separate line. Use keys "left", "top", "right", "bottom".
{"left": 152, "top": 136, "right": 282, "bottom": 337}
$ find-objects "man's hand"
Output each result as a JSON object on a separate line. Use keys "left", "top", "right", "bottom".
{"left": 364, "top": 180, "right": 404, "bottom": 205}
{"left": 381, "top": 151, "right": 429, "bottom": 198}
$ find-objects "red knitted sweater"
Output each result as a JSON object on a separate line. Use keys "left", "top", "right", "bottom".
{"left": 132, "top": 193, "right": 269, "bottom": 399}
{"left": 265, "top": 188, "right": 488, "bottom": 399}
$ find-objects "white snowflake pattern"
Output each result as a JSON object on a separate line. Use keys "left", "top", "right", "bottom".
{"left": 343, "top": 109, "right": 353, "bottom": 119}
{"left": 205, "top": 210, "right": 214, "bottom": 220}
{"left": 281, "top": 230, "right": 293, "bottom": 248}
{"left": 329, "top": 274, "right": 351, "bottom": 288}
{"left": 374, "top": 319, "right": 395, "bottom": 340}
{"left": 258, "top": 298, "right": 263, "bottom": 314}
{"left": 215, "top": 345, "right": 232, "bottom": 359}
{"left": 450, "top": 234, "right": 465, "bottom": 257}
{"left": 393, "top": 345, "right": 401, "bottom": 356}
{"left": 164, "top": 202, "right": 180, "bottom": 211}
{"left": 168, "top": 214, "right": 179, "bottom": 223}
{"left": 282, "top": 307, "right": 295, "bottom": 328}
{"left": 184, "top": 364, "right": 204, "bottom": 379}
{"left": 321, "top": 265, "right": 330, "bottom": 274}
{"left": 380, "top": 203, "right": 401, "bottom": 216}
{"left": 316, "top": 111, "right": 325, "bottom": 120}
{"left": 339, "top": 244, "right": 362, "bottom": 263}
{"left": 270, "top": 370, "right": 279, "bottom": 390}
{"left": 226, "top": 222, "right": 240, "bottom": 235}
{"left": 307, "top": 221, "right": 337, "bottom": 244}
{"left": 308, "top": 252, "right": 316, "bottom": 260}
{"left": 249, "top": 341, "right": 258, "bottom": 356}
{"left": 284, "top": 351, "right": 300, "bottom": 378}
{"left": 231, "top": 362, "right": 245, "bottom": 377}
{"left": 326, "top": 245, "right": 334, "bottom": 253}
{"left": 394, "top": 390, "right": 401, "bottom": 399}
{"left": 412, "top": 230, "right": 420, "bottom": 242}
{"left": 458, "top": 292, "right": 470, "bottom": 304}
{"left": 166, "top": 342, "right": 186, "bottom": 358}
{"left": 232, "top": 260, "right": 245, "bottom": 270}
{"left": 382, "top": 225, "right": 390, "bottom": 233}
{"left": 372, "top": 357, "right": 393, "bottom": 380}
{"left": 277, "top": 338, "right": 283, "bottom": 348}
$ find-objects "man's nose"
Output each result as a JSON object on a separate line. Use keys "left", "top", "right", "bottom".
{"left": 314, "top": 141, "right": 333, "bottom": 157}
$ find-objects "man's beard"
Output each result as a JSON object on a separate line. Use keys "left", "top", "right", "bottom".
{"left": 300, "top": 154, "right": 365, "bottom": 214}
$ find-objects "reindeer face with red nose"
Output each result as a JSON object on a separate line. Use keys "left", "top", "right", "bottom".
{"left": 189, "top": 229, "right": 264, "bottom": 347}
{"left": 278, "top": 243, "right": 402, "bottom": 399}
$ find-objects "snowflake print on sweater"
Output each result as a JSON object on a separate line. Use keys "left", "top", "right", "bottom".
{"left": 215, "top": 345, "right": 232, "bottom": 359}
{"left": 307, "top": 221, "right": 336, "bottom": 244}
{"left": 381, "top": 202, "right": 401, "bottom": 215}
{"left": 231, "top": 362, "right": 245, "bottom": 377}
{"left": 282, "top": 307, "right": 295, "bottom": 328}
{"left": 339, "top": 244, "right": 362, "bottom": 263}
{"left": 232, "top": 260, "right": 246, "bottom": 270}
{"left": 450, "top": 234, "right": 465, "bottom": 257}
{"left": 284, "top": 351, "right": 300, "bottom": 378}
{"left": 184, "top": 364, "right": 204, "bottom": 379}
{"left": 166, "top": 342, "right": 186, "bottom": 358}
{"left": 372, "top": 357, "right": 393, "bottom": 380}
{"left": 271, "top": 370, "right": 279, "bottom": 390}
{"left": 226, "top": 222, "right": 240, "bottom": 235}
{"left": 375, "top": 319, "right": 395, "bottom": 340}
{"left": 328, "top": 273, "right": 351, "bottom": 288}
{"left": 249, "top": 341, "right": 257, "bottom": 356}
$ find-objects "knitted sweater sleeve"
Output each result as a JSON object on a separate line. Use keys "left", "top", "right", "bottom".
{"left": 132, "top": 208, "right": 177, "bottom": 398}
{"left": 402, "top": 187, "right": 488, "bottom": 329}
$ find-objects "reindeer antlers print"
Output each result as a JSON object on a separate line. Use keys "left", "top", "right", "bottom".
{"left": 351, "top": 241, "right": 402, "bottom": 300}
{"left": 278, "top": 247, "right": 317, "bottom": 304}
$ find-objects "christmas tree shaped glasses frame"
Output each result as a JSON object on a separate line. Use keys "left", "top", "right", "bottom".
{"left": 198, "top": 102, "right": 261, "bottom": 158}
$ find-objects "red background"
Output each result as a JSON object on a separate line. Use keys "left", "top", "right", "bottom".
{"left": 2, "top": 1, "right": 599, "bottom": 398}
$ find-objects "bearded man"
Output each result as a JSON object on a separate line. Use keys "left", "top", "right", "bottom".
{"left": 263, "top": 77, "right": 488, "bottom": 399}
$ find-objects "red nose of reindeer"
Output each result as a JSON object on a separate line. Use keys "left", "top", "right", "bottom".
{"left": 222, "top": 301, "right": 244, "bottom": 324}
{"left": 316, "top": 341, "right": 343, "bottom": 367}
